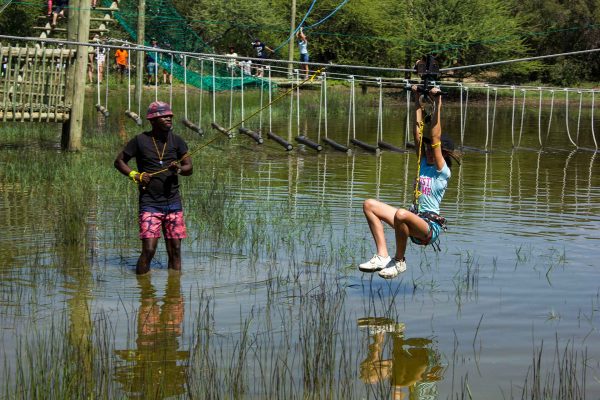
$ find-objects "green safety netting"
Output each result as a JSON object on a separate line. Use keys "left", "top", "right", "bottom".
{"left": 104, "top": 0, "right": 265, "bottom": 91}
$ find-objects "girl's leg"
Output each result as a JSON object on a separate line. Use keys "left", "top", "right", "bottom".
{"left": 392, "top": 209, "right": 430, "bottom": 260}
{"left": 362, "top": 198, "right": 398, "bottom": 257}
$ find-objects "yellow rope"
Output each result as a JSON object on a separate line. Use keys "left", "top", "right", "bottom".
{"left": 145, "top": 67, "right": 326, "bottom": 178}
{"left": 413, "top": 121, "right": 425, "bottom": 211}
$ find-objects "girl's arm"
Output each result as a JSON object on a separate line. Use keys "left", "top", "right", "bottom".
{"left": 412, "top": 86, "right": 423, "bottom": 156}
{"left": 429, "top": 87, "right": 446, "bottom": 170}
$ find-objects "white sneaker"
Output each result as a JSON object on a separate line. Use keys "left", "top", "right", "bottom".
{"left": 359, "top": 254, "right": 391, "bottom": 272}
{"left": 378, "top": 258, "right": 407, "bottom": 279}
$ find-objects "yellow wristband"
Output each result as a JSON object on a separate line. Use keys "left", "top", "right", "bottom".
{"left": 431, "top": 142, "right": 441, "bottom": 148}
{"left": 129, "top": 170, "right": 139, "bottom": 182}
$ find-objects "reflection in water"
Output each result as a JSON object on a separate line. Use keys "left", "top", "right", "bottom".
{"left": 358, "top": 317, "right": 443, "bottom": 400}
{"left": 114, "top": 274, "right": 188, "bottom": 399}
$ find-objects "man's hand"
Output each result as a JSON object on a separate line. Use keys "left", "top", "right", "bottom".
{"left": 168, "top": 161, "right": 181, "bottom": 175}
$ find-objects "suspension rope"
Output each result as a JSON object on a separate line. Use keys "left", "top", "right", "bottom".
{"left": 296, "top": 69, "right": 300, "bottom": 136}
{"left": 105, "top": 48, "right": 110, "bottom": 113}
{"left": 229, "top": 65, "right": 234, "bottom": 129}
{"left": 198, "top": 58, "right": 204, "bottom": 129}
{"left": 241, "top": 68, "right": 245, "bottom": 128}
{"left": 564, "top": 89, "right": 578, "bottom": 147}
{"left": 404, "top": 85, "right": 410, "bottom": 148}
{"left": 127, "top": 48, "right": 132, "bottom": 111}
{"left": 376, "top": 78, "right": 383, "bottom": 143}
{"left": 317, "top": 74, "right": 323, "bottom": 142}
{"left": 485, "top": 85, "right": 490, "bottom": 150}
{"left": 288, "top": 71, "right": 294, "bottom": 140}
{"left": 490, "top": 87, "right": 497, "bottom": 149}
{"left": 154, "top": 49, "right": 158, "bottom": 101}
{"left": 351, "top": 75, "right": 356, "bottom": 140}
{"left": 510, "top": 86, "right": 516, "bottom": 147}
{"left": 95, "top": 50, "right": 101, "bottom": 106}
{"left": 537, "top": 87, "right": 543, "bottom": 147}
{"left": 324, "top": 72, "right": 329, "bottom": 140}
{"left": 211, "top": 57, "right": 216, "bottom": 123}
{"left": 137, "top": 49, "right": 142, "bottom": 116}
{"left": 545, "top": 90, "right": 555, "bottom": 146}
{"left": 517, "top": 89, "right": 527, "bottom": 148}
{"left": 462, "top": 87, "right": 469, "bottom": 147}
{"left": 267, "top": 66, "right": 272, "bottom": 133}
{"left": 592, "top": 91, "right": 598, "bottom": 151}
{"left": 576, "top": 90, "right": 583, "bottom": 146}
{"left": 169, "top": 53, "right": 174, "bottom": 105}
{"left": 259, "top": 76, "right": 264, "bottom": 134}
{"left": 183, "top": 55, "right": 188, "bottom": 120}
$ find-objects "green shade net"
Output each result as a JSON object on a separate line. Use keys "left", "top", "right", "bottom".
{"left": 105, "top": 0, "right": 265, "bottom": 91}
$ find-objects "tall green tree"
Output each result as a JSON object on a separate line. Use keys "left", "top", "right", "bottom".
{"left": 514, "top": 0, "right": 600, "bottom": 84}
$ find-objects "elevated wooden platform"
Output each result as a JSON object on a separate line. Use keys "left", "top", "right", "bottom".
{"left": 0, "top": 45, "right": 74, "bottom": 122}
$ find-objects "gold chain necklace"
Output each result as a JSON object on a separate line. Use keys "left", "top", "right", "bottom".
{"left": 151, "top": 135, "right": 167, "bottom": 165}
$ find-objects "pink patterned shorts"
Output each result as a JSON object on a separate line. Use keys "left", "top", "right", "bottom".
{"left": 139, "top": 211, "right": 187, "bottom": 239}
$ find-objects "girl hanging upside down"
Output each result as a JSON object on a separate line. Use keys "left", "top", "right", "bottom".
{"left": 359, "top": 85, "right": 461, "bottom": 279}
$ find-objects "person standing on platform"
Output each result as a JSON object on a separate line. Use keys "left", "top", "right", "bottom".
{"left": 296, "top": 27, "right": 309, "bottom": 78}
{"left": 114, "top": 101, "right": 193, "bottom": 275}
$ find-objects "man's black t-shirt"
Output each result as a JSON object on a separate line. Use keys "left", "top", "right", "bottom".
{"left": 123, "top": 131, "right": 189, "bottom": 212}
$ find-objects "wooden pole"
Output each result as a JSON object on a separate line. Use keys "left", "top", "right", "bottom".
{"left": 64, "top": 0, "right": 91, "bottom": 151}
{"left": 135, "top": 0, "right": 145, "bottom": 111}
{"left": 62, "top": 0, "right": 79, "bottom": 147}
{"left": 287, "top": 0, "right": 296, "bottom": 77}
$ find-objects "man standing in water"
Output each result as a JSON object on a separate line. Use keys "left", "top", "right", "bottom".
{"left": 114, "top": 101, "right": 193, "bottom": 274}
